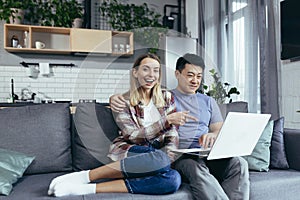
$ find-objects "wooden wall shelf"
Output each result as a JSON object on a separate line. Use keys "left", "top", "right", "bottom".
{"left": 4, "top": 24, "right": 134, "bottom": 56}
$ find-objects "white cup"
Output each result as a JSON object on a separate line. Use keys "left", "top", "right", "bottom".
{"left": 35, "top": 41, "right": 45, "bottom": 49}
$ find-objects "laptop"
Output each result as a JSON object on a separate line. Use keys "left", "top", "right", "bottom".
{"left": 172, "top": 112, "right": 271, "bottom": 160}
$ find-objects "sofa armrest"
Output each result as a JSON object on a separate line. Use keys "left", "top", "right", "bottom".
{"left": 284, "top": 128, "right": 300, "bottom": 170}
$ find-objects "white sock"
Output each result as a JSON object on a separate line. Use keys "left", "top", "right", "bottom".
{"left": 53, "top": 182, "right": 96, "bottom": 197}
{"left": 48, "top": 170, "right": 90, "bottom": 195}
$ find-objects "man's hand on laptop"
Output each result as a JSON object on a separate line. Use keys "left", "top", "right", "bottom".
{"left": 109, "top": 94, "right": 126, "bottom": 112}
{"left": 199, "top": 132, "right": 217, "bottom": 149}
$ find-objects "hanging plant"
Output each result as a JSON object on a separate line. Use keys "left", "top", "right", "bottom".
{"left": 99, "top": 0, "right": 168, "bottom": 53}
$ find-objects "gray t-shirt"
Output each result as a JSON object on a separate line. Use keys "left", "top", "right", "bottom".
{"left": 171, "top": 89, "right": 223, "bottom": 149}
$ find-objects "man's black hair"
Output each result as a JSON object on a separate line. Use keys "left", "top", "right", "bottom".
{"left": 176, "top": 53, "right": 206, "bottom": 93}
{"left": 176, "top": 53, "right": 205, "bottom": 72}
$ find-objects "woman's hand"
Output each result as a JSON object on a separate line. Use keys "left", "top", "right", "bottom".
{"left": 166, "top": 111, "right": 198, "bottom": 126}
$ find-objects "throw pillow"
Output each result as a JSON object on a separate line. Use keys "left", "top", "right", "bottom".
{"left": 72, "top": 103, "right": 120, "bottom": 171}
{"left": 0, "top": 103, "right": 72, "bottom": 174}
{"left": 270, "top": 117, "right": 289, "bottom": 169}
{"left": 243, "top": 120, "right": 274, "bottom": 172}
{"left": 0, "top": 148, "right": 35, "bottom": 195}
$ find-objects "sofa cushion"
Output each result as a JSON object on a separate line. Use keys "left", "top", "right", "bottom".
{"left": 284, "top": 128, "right": 300, "bottom": 170}
{"left": 0, "top": 103, "right": 72, "bottom": 174}
{"left": 0, "top": 172, "right": 83, "bottom": 200}
{"left": 243, "top": 120, "right": 273, "bottom": 171}
{"left": 72, "top": 103, "right": 120, "bottom": 171}
{"left": 250, "top": 169, "right": 300, "bottom": 200}
{"left": 0, "top": 173, "right": 192, "bottom": 200}
{"left": 0, "top": 148, "right": 35, "bottom": 195}
{"left": 270, "top": 117, "right": 289, "bottom": 169}
{"left": 218, "top": 101, "right": 248, "bottom": 119}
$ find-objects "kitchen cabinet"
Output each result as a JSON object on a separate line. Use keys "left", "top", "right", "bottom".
{"left": 4, "top": 24, "right": 71, "bottom": 54}
{"left": 112, "top": 31, "right": 134, "bottom": 55}
{"left": 70, "top": 29, "right": 112, "bottom": 53}
{"left": 3, "top": 24, "right": 134, "bottom": 55}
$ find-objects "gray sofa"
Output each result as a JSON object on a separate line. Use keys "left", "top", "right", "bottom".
{"left": 0, "top": 102, "right": 300, "bottom": 200}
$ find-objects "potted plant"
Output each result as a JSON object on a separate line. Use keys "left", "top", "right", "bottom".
{"left": 0, "top": 0, "right": 31, "bottom": 24}
{"left": 203, "top": 69, "right": 240, "bottom": 104}
{"left": 51, "top": 0, "right": 83, "bottom": 28}
{"left": 99, "top": 0, "right": 167, "bottom": 53}
{"left": 25, "top": 0, "right": 83, "bottom": 27}
{"left": 24, "top": 0, "right": 52, "bottom": 26}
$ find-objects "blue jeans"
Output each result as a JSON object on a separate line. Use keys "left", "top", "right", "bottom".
{"left": 120, "top": 146, "right": 181, "bottom": 195}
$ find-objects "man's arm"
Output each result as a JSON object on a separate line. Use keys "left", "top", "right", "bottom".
{"left": 109, "top": 94, "right": 126, "bottom": 112}
{"left": 199, "top": 122, "right": 223, "bottom": 149}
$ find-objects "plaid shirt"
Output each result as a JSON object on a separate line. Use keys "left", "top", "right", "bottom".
{"left": 107, "top": 90, "right": 179, "bottom": 162}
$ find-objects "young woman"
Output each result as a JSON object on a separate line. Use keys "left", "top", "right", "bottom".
{"left": 48, "top": 53, "right": 191, "bottom": 197}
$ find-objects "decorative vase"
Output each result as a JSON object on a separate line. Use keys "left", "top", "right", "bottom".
{"left": 72, "top": 18, "right": 83, "bottom": 28}
{"left": 9, "top": 8, "right": 24, "bottom": 24}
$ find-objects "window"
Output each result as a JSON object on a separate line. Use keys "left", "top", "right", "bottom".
{"left": 222, "top": 0, "right": 260, "bottom": 112}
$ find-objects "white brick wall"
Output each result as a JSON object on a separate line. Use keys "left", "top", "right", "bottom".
{"left": 1, "top": 61, "right": 299, "bottom": 129}
{"left": 0, "top": 65, "right": 130, "bottom": 103}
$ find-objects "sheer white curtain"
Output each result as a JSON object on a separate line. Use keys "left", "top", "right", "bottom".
{"left": 202, "top": 0, "right": 281, "bottom": 117}
{"left": 203, "top": 0, "right": 260, "bottom": 112}
{"left": 225, "top": 0, "right": 260, "bottom": 112}
{"left": 202, "top": 0, "right": 222, "bottom": 86}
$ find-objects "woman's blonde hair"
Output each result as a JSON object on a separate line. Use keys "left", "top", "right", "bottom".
{"left": 129, "top": 53, "right": 165, "bottom": 107}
